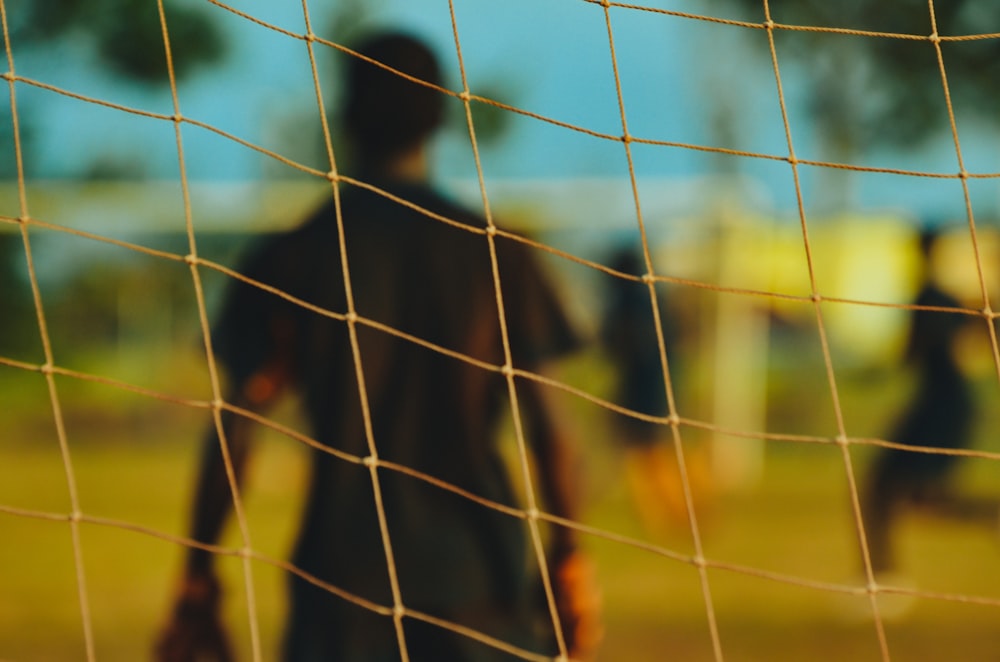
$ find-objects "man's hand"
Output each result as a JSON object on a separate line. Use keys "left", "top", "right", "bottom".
{"left": 155, "top": 572, "right": 234, "bottom": 662}
{"left": 554, "top": 550, "right": 603, "bottom": 661}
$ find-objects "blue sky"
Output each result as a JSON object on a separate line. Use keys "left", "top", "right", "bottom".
{"left": 11, "top": 0, "right": 999, "bottom": 222}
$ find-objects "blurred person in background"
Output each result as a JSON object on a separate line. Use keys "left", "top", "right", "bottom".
{"left": 860, "top": 227, "right": 999, "bottom": 581}
{"left": 156, "top": 30, "right": 601, "bottom": 662}
{"left": 599, "top": 245, "right": 710, "bottom": 537}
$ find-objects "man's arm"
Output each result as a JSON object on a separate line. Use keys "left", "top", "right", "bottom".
{"left": 518, "top": 375, "right": 603, "bottom": 661}
{"left": 156, "top": 364, "right": 288, "bottom": 662}
{"left": 185, "top": 402, "right": 257, "bottom": 567}
{"left": 518, "top": 376, "right": 580, "bottom": 557}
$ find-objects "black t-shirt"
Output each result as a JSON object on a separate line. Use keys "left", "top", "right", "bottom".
{"left": 890, "top": 283, "right": 972, "bottom": 454}
{"left": 212, "top": 178, "right": 579, "bottom": 615}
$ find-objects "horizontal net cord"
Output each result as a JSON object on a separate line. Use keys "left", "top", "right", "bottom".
{"left": 0, "top": 73, "right": 327, "bottom": 178}
{"left": 6, "top": 208, "right": 1000, "bottom": 336}
{"left": 0, "top": 498, "right": 561, "bottom": 661}
{"left": 584, "top": 0, "right": 1000, "bottom": 42}
{"left": 11, "top": 205, "right": 1000, "bottom": 325}
{"left": 0, "top": 214, "right": 192, "bottom": 261}
{"left": 533, "top": 504, "right": 1000, "bottom": 613}
{"left": 8, "top": 498, "right": 1000, "bottom": 616}
{"left": 211, "top": 0, "right": 1000, "bottom": 47}
{"left": 7, "top": 347, "right": 999, "bottom": 467}
{"left": 0, "top": 355, "right": 214, "bottom": 410}
{"left": 267, "top": 553, "right": 554, "bottom": 661}
{"left": 7, "top": 70, "right": 1000, "bottom": 184}
{"left": 707, "top": 557, "right": 1000, "bottom": 609}
{"left": 404, "top": 610, "right": 554, "bottom": 662}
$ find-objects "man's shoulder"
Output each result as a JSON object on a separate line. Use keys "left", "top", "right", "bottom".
{"left": 915, "top": 283, "right": 960, "bottom": 310}
{"left": 343, "top": 180, "right": 487, "bottom": 232}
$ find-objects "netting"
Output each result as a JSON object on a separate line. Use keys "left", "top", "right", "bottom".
{"left": 3, "top": 1, "right": 1000, "bottom": 660}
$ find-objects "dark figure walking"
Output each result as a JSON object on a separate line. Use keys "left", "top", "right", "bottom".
{"left": 156, "top": 31, "right": 600, "bottom": 661}
{"left": 861, "top": 229, "right": 997, "bottom": 578}
{"left": 598, "top": 246, "right": 710, "bottom": 536}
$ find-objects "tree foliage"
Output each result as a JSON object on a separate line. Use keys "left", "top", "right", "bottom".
{"left": 0, "top": 1, "right": 228, "bottom": 352}
{"left": 8, "top": 0, "right": 226, "bottom": 84}
{"left": 0, "top": 0, "right": 228, "bottom": 181}
{"left": 727, "top": 0, "right": 1000, "bottom": 150}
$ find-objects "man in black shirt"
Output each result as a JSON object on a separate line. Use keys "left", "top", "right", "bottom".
{"left": 157, "top": 31, "right": 599, "bottom": 661}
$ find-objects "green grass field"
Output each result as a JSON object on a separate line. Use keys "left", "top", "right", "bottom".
{"left": 3, "top": 345, "right": 1000, "bottom": 661}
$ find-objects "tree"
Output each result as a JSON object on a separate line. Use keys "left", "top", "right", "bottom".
{"left": 8, "top": 0, "right": 226, "bottom": 84}
{"left": 0, "top": 0, "right": 228, "bottom": 354}
{"left": 1, "top": 0, "right": 227, "bottom": 178}
{"left": 719, "top": 1, "right": 1000, "bottom": 206}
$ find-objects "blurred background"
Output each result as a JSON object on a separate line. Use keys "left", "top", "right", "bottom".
{"left": 3, "top": 0, "right": 1000, "bottom": 660}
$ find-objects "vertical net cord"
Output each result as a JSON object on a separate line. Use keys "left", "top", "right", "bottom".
{"left": 760, "top": 2, "right": 892, "bottom": 657}
{"left": 0, "top": 3, "right": 96, "bottom": 660}
{"left": 154, "top": 1, "right": 263, "bottom": 659}
{"left": 446, "top": 2, "right": 571, "bottom": 658}
{"left": 298, "top": 2, "right": 411, "bottom": 660}
{"left": 925, "top": 0, "right": 1000, "bottom": 382}
{"left": 597, "top": 3, "right": 725, "bottom": 661}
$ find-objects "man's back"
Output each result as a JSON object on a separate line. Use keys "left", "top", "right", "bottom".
{"left": 213, "top": 178, "right": 578, "bottom": 654}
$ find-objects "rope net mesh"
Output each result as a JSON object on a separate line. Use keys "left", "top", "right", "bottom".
{"left": 2, "top": 1, "right": 1000, "bottom": 660}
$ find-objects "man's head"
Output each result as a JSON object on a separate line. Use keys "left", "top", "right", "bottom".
{"left": 343, "top": 31, "right": 445, "bottom": 169}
